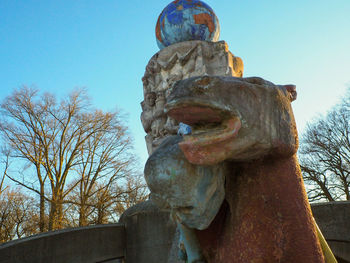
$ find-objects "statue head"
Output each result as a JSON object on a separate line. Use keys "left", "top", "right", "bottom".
{"left": 165, "top": 76, "right": 298, "bottom": 165}
{"left": 145, "top": 92, "right": 157, "bottom": 107}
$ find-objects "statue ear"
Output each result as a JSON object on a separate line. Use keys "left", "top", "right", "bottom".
{"left": 284, "top": 84, "right": 297, "bottom": 102}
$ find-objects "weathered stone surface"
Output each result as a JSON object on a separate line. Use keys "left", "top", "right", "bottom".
{"left": 141, "top": 40, "right": 243, "bottom": 154}
{"left": 144, "top": 135, "right": 226, "bottom": 230}
{"left": 193, "top": 156, "right": 324, "bottom": 262}
{"left": 0, "top": 224, "right": 125, "bottom": 263}
{"left": 146, "top": 75, "right": 325, "bottom": 262}
{"left": 166, "top": 76, "right": 298, "bottom": 165}
{"left": 312, "top": 201, "right": 350, "bottom": 263}
{"left": 119, "top": 200, "right": 183, "bottom": 263}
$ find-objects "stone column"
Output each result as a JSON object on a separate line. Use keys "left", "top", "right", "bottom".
{"left": 141, "top": 40, "right": 243, "bottom": 155}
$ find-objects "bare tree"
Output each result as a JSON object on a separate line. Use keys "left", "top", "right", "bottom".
{"left": 0, "top": 148, "right": 11, "bottom": 195}
{"left": 112, "top": 174, "right": 148, "bottom": 217}
{"left": 65, "top": 109, "right": 136, "bottom": 227}
{"left": 64, "top": 172, "right": 148, "bottom": 227}
{"left": 0, "top": 87, "right": 142, "bottom": 231}
{"left": 89, "top": 174, "right": 148, "bottom": 225}
{"left": 0, "top": 88, "right": 47, "bottom": 230}
{"left": 0, "top": 188, "right": 39, "bottom": 243}
{"left": 299, "top": 90, "right": 350, "bottom": 202}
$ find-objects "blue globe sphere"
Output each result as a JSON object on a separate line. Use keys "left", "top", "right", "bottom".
{"left": 156, "top": 0, "right": 220, "bottom": 50}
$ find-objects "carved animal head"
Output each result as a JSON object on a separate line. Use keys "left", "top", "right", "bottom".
{"left": 166, "top": 76, "right": 298, "bottom": 165}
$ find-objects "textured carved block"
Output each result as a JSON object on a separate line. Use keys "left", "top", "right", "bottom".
{"left": 141, "top": 40, "right": 244, "bottom": 154}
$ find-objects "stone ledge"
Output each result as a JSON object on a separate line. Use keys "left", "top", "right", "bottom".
{"left": 0, "top": 224, "right": 125, "bottom": 263}
{"left": 312, "top": 201, "right": 350, "bottom": 262}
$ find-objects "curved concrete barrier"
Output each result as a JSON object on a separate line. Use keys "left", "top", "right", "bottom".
{"left": 0, "top": 224, "right": 125, "bottom": 263}
{"left": 1, "top": 202, "right": 348, "bottom": 263}
{"left": 312, "top": 201, "right": 350, "bottom": 263}
{"left": 119, "top": 200, "right": 182, "bottom": 263}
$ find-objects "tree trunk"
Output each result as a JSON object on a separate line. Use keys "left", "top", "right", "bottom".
{"left": 79, "top": 203, "right": 87, "bottom": 227}
{"left": 48, "top": 200, "right": 56, "bottom": 231}
{"left": 39, "top": 184, "right": 45, "bottom": 232}
{"left": 97, "top": 206, "right": 106, "bottom": 225}
{"left": 49, "top": 189, "right": 65, "bottom": 231}
{"left": 57, "top": 199, "right": 63, "bottom": 229}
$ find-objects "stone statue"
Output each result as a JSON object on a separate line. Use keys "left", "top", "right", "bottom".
{"left": 151, "top": 92, "right": 167, "bottom": 138}
{"left": 141, "top": 92, "right": 156, "bottom": 133}
{"left": 141, "top": 1, "right": 332, "bottom": 262}
{"left": 145, "top": 76, "right": 325, "bottom": 262}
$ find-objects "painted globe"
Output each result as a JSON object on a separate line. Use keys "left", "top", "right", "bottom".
{"left": 156, "top": 0, "right": 220, "bottom": 50}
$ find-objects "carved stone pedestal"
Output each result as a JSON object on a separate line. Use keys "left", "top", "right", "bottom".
{"left": 141, "top": 40, "right": 243, "bottom": 155}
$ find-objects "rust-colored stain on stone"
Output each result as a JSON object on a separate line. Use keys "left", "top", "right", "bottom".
{"left": 196, "top": 156, "right": 325, "bottom": 262}
{"left": 195, "top": 76, "right": 211, "bottom": 86}
{"left": 193, "top": 13, "right": 215, "bottom": 33}
{"left": 179, "top": 117, "right": 242, "bottom": 165}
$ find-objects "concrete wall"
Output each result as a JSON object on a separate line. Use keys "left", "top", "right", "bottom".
{"left": 0, "top": 200, "right": 181, "bottom": 263}
{"left": 119, "top": 200, "right": 182, "bottom": 263}
{"left": 312, "top": 201, "right": 350, "bottom": 263}
{"left": 0, "top": 224, "right": 125, "bottom": 263}
{"left": 0, "top": 201, "right": 349, "bottom": 263}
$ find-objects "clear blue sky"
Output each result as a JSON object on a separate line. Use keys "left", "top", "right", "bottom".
{"left": 1, "top": 0, "right": 350, "bottom": 165}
